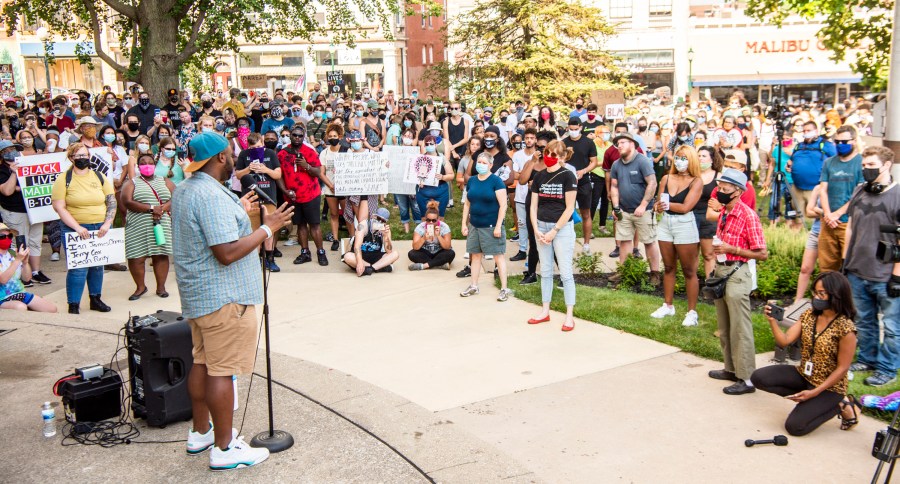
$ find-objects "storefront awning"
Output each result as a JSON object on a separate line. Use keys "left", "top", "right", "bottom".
{"left": 694, "top": 77, "right": 862, "bottom": 87}
{"left": 20, "top": 42, "right": 96, "bottom": 57}
{"left": 238, "top": 66, "right": 305, "bottom": 76}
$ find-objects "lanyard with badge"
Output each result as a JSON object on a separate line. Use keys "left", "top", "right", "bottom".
{"left": 804, "top": 315, "right": 838, "bottom": 376}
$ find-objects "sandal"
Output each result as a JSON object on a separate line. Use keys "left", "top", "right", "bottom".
{"left": 839, "top": 395, "right": 861, "bottom": 431}
{"left": 128, "top": 288, "right": 148, "bottom": 301}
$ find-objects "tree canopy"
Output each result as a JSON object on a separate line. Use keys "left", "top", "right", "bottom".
{"left": 745, "top": 0, "right": 893, "bottom": 91}
{"left": 433, "top": 0, "right": 637, "bottom": 108}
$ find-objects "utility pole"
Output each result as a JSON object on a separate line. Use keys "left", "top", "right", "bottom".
{"left": 884, "top": 1, "right": 900, "bottom": 161}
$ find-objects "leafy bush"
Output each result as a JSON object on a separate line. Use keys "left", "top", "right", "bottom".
{"left": 575, "top": 252, "right": 607, "bottom": 276}
{"left": 616, "top": 255, "right": 649, "bottom": 289}
{"left": 754, "top": 225, "right": 810, "bottom": 298}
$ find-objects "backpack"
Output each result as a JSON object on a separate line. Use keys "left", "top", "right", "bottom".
{"left": 65, "top": 167, "right": 105, "bottom": 189}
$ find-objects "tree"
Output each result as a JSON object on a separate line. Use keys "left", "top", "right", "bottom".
{"left": 433, "top": 0, "right": 637, "bottom": 108}
{"left": 0, "top": 48, "right": 25, "bottom": 95}
{"left": 745, "top": 0, "right": 893, "bottom": 91}
{"left": 1, "top": 0, "right": 433, "bottom": 104}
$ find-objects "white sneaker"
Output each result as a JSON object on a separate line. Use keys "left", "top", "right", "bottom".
{"left": 186, "top": 424, "right": 237, "bottom": 455}
{"left": 50, "top": 252, "right": 60, "bottom": 261}
{"left": 582, "top": 243, "right": 591, "bottom": 254}
{"left": 485, "top": 254, "right": 494, "bottom": 260}
{"left": 283, "top": 238, "right": 299, "bottom": 246}
{"left": 209, "top": 436, "right": 270, "bottom": 471}
{"left": 682, "top": 310, "right": 699, "bottom": 327}
{"left": 464, "top": 252, "right": 470, "bottom": 260}
{"left": 650, "top": 304, "right": 676, "bottom": 319}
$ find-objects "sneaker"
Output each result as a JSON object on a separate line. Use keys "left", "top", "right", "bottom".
{"left": 32, "top": 271, "right": 52, "bottom": 284}
{"left": 293, "top": 249, "right": 311, "bottom": 264}
{"left": 317, "top": 249, "right": 328, "bottom": 266}
{"left": 460, "top": 284, "right": 479, "bottom": 297}
{"left": 682, "top": 310, "right": 699, "bottom": 327}
{"left": 273, "top": 248, "right": 283, "bottom": 258}
{"left": 362, "top": 266, "right": 375, "bottom": 276}
{"left": 485, "top": 254, "right": 494, "bottom": 260}
{"left": 376, "top": 264, "right": 392, "bottom": 273}
{"left": 598, "top": 227, "right": 610, "bottom": 236}
{"left": 849, "top": 362, "right": 874, "bottom": 372}
{"left": 509, "top": 233, "right": 520, "bottom": 242}
{"left": 497, "top": 288, "right": 513, "bottom": 302}
{"left": 456, "top": 266, "right": 471, "bottom": 278}
{"left": 208, "top": 436, "right": 270, "bottom": 471}
{"left": 510, "top": 251, "right": 526, "bottom": 262}
{"left": 865, "top": 371, "right": 898, "bottom": 387}
{"left": 440, "top": 263, "right": 451, "bottom": 270}
{"left": 650, "top": 304, "right": 676, "bottom": 319}
{"left": 608, "top": 273, "right": 622, "bottom": 284}
{"left": 632, "top": 248, "right": 643, "bottom": 259}
{"left": 447, "top": 199, "right": 455, "bottom": 208}
{"left": 330, "top": 240, "right": 339, "bottom": 251}
{"left": 264, "top": 259, "right": 281, "bottom": 273}
{"left": 582, "top": 244, "right": 591, "bottom": 255}
{"left": 324, "top": 232, "right": 335, "bottom": 242}
{"left": 284, "top": 238, "right": 299, "bottom": 246}
{"left": 187, "top": 424, "right": 237, "bottom": 456}
{"left": 463, "top": 252, "right": 470, "bottom": 260}
{"left": 409, "top": 262, "right": 426, "bottom": 271}
{"left": 520, "top": 273, "right": 537, "bottom": 285}
{"left": 723, "top": 380, "right": 756, "bottom": 395}
{"left": 22, "top": 279, "right": 33, "bottom": 288}
{"left": 50, "top": 252, "right": 60, "bottom": 262}
{"left": 609, "top": 246, "right": 620, "bottom": 258}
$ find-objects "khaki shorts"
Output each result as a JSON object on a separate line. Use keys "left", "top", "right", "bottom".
{"left": 249, "top": 204, "right": 276, "bottom": 233}
{"left": 188, "top": 303, "right": 258, "bottom": 377}
{"left": 615, "top": 211, "right": 657, "bottom": 244}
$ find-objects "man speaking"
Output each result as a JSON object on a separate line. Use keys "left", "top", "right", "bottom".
{"left": 172, "top": 132, "right": 293, "bottom": 471}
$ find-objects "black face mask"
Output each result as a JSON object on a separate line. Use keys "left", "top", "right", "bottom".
{"left": 127, "top": 122, "right": 140, "bottom": 131}
{"left": 327, "top": 138, "right": 340, "bottom": 146}
{"left": 378, "top": 113, "right": 386, "bottom": 120}
{"left": 811, "top": 298, "right": 831, "bottom": 312}
{"left": 500, "top": 116, "right": 508, "bottom": 123}
{"left": 139, "top": 98, "right": 150, "bottom": 109}
{"left": 638, "top": 125, "right": 647, "bottom": 132}
{"left": 576, "top": 104, "right": 583, "bottom": 110}
{"left": 715, "top": 190, "right": 736, "bottom": 205}
{"left": 202, "top": 101, "right": 213, "bottom": 109}
{"left": 264, "top": 140, "right": 278, "bottom": 150}
{"left": 512, "top": 142, "right": 523, "bottom": 149}
{"left": 863, "top": 167, "right": 883, "bottom": 184}
{"left": 169, "top": 96, "right": 179, "bottom": 104}
{"left": 483, "top": 139, "right": 497, "bottom": 149}
{"left": 72, "top": 157, "right": 91, "bottom": 169}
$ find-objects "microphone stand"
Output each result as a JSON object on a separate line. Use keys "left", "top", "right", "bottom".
{"left": 250, "top": 198, "right": 294, "bottom": 452}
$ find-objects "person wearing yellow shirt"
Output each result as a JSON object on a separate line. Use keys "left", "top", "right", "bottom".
{"left": 50, "top": 142, "right": 117, "bottom": 315}
{"left": 591, "top": 124, "right": 613, "bottom": 235}
{"left": 221, "top": 88, "right": 248, "bottom": 120}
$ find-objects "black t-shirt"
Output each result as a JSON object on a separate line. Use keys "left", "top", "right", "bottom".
{"left": 162, "top": 103, "right": 183, "bottom": 129}
{"left": 124, "top": 104, "right": 159, "bottom": 134}
{"left": 582, "top": 120, "right": 603, "bottom": 137}
{"left": 562, "top": 135, "right": 597, "bottom": 184}
{"left": 0, "top": 163, "right": 26, "bottom": 213}
{"left": 250, "top": 107, "right": 269, "bottom": 133}
{"left": 236, "top": 148, "right": 280, "bottom": 202}
{"left": 530, "top": 167, "right": 577, "bottom": 223}
{"left": 108, "top": 106, "right": 126, "bottom": 128}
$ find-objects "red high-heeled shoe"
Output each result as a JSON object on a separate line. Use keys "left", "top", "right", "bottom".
{"left": 528, "top": 315, "right": 550, "bottom": 325}
{"left": 561, "top": 321, "right": 575, "bottom": 332}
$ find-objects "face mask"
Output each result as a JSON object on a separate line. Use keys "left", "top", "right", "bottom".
{"left": 638, "top": 125, "right": 647, "bottom": 132}
{"left": 350, "top": 141, "right": 363, "bottom": 151}
{"left": 379, "top": 114, "right": 387, "bottom": 120}
{"left": 271, "top": 107, "right": 284, "bottom": 119}
{"left": 170, "top": 96, "right": 179, "bottom": 104}
{"left": 540, "top": 112, "right": 551, "bottom": 121}
{"left": 587, "top": 114, "right": 596, "bottom": 121}
{"left": 715, "top": 190, "right": 736, "bottom": 205}
{"left": 483, "top": 138, "right": 497, "bottom": 149}
{"left": 678, "top": 135, "right": 688, "bottom": 142}
{"left": 15, "top": 101, "right": 22, "bottom": 109}
{"left": 674, "top": 158, "right": 689, "bottom": 172}
{"left": 139, "top": 164, "right": 156, "bottom": 177}
{"left": 425, "top": 145, "right": 436, "bottom": 153}
{"left": 475, "top": 163, "right": 489, "bottom": 175}
{"left": 139, "top": 98, "right": 150, "bottom": 108}
{"left": 649, "top": 126, "right": 659, "bottom": 133}
{"left": 326, "top": 138, "right": 340, "bottom": 147}
{"left": 575, "top": 104, "right": 583, "bottom": 110}
{"left": 803, "top": 131, "right": 817, "bottom": 140}
{"left": 2, "top": 151, "right": 19, "bottom": 161}
{"left": 700, "top": 161, "right": 712, "bottom": 171}
{"left": 601, "top": 133, "right": 611, "bottom": 142}
{"left": 72, "top": 156, "right": 91, "bottom": 169}
{"left": 543, "top": 155, "right": 558, "bottom": 167}
{"left": 39, "top": 108, "right": 47, "bottom": 115}
{"left": 811, "top": 298, "right": 831, "bottom": 312}
{"left": 238, "top": 126, "right": 250, "bottom": 137}
{"left": 261, "top": 102, "right": 270, "bottom": 109}
{"left": 163, "top": 149, "right": 177, "bottom": 159}
{"left": 568, "top": 129, "right": 581, "bottom": 138}
{"left": 451, "top": 109, "right": 460, "bottom": 116}
{"left": 103, "top": 133, "right": 117, "bottom": 143}
{"left": 46, "top": 139, "right": 57, "bottom": 152}
{"left": 215, "top": 122, "right": 226, "bottom": 131}
{"left": 106, "top": 98, "right": 117, "bottom": 107}
{"left": 21, "top": 138, "right": 34, "bottom": 147}
{"left": 292, "top": 109, "right": 303, "bottom": 117}
{"left": 73, "top": 107, "right": 82, "bottom": 115}
{"left": 698, "top": 117, "right": 706, "bottom": 124}
{"left": 402, "top": 137, "right": 414, "bottom": 146}
{"left": 429, "top": 129, "right": 441, "bottom": 137}
{"left": 312, "top": 111, "right": 322, "bottom": 119}
{"left": 264, "top": 140, "right": 278, "bottom": 150}
{"left": 863, "top": 167, "right": 884, "bottom": 184}
{"left": 836, "top": 143, "right": 853, "bottom": 156}
{"left": 82, "top": 127, "right": 96, "bottom": 138}
{"left": 355, "top": 110, "right": 364, "bottom": 117}
{"left": 280, "top": 135, "right": 290, "bottom": 145}
{"left": 137, "top": 143, "right": 150, "bottom": 153}
{"left": 737, "top": 123, "right": 747, "bottom": 130}
{"left": 402, "top": 120, "right": 413, "bottom": 128}
{"left": 512, "top": 142, "right": 523, "bottom": 150}
{"left": 127, "top": 122, "right": 140, "bottom": 131}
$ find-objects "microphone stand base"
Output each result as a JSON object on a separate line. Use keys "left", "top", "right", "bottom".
{"left": 250, "top": 430, "right": 294, "bottom": 453}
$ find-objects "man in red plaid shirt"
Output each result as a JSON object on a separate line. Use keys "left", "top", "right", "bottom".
{"left": 706, "top": 168, "right": 769, "bottom": 395}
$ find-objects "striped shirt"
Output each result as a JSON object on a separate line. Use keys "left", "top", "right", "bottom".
{"left": 171, "top": 171, "right": 262, "bottom": 319}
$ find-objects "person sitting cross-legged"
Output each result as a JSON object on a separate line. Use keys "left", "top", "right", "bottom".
{"left": 343, "top": 207, "right": 400, "bottom": 276}
{"left": 408, "top": 200, "right": 455, "bottom": 271}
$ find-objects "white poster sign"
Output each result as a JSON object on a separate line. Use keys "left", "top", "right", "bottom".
{"left": 605, "top": 104, "right": 625, "bottom": 120}
{"left": 333, "top": 152, "right": 389, "bottom": 196}
{"left": 403, "top": 154, "right": 440, "bottom": 187}
{"left": 65, "top": 228, "right": 125, "bottom": 270}
{"left": 338, "top": 48, "right": 362, "bottom": 65}
{"left": 382, "top": 146, "right": 418, "bottom": 195}
{"left": 15, "top": 149, "right": 113, "bottom": 224}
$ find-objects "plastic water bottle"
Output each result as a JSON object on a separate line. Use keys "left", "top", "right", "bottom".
{"left": 232, "top": 376, "right": 239, "bottom": 411}
{"left": 41, "top": 402, "right": 56, "bottom": 437}
{"left": 712, "top": 236, "right": 727, "bottom": 263}
{"left": 153, "top": 220, "right": 166, "bottom": 246}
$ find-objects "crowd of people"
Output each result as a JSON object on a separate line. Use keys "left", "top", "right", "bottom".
{"left": 0, "top": 83, "right": 897, "bottom": 457}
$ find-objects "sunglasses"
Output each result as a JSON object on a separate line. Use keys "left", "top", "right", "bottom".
{"left": 0, "top": 233, "right": 13, "bottom": 240}
{"left": 290, "top": 133, "right": 305, "bottom": 138}
{"left": 425, "top": 218, "right": 439, "bottom": 223}
{"left": 834, "top": 139, "right": 853, "bottom": 145}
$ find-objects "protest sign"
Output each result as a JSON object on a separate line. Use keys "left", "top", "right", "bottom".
{"left": 589, "top": 89, "right": 625, "bottom": 114}
{"left": 605, "top": 104, "right": 625, "bottom": 120}
{"left": 15, "top": 152, "right": 68, "bottom": 223}
{"left": 333, "top": 152, "right": 389, "bottom": 196}
{"left": 403, "top": 154, "right": 440, "bottom": 187}
{"left": 327, "top": 70, "right": 345, "bottom": 94}
{"left": 382, "top": 145, "right": 418, "bottom": 195}
{"left": 65, "top": 228, "right": 125, "bottom": 270}
{"left": 88, "top": 147, "right": 114, "bottom": 178}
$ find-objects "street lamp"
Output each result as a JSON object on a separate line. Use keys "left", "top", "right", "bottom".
{"left": 36, "top": 27, "right": 52, "bottom": 93}
{"left": 687, "top": 47, "right": 694, "bottom": 94}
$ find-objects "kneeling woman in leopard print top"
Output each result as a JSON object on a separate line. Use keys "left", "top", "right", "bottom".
{"left": 751, "top": 271, "right": 861, "bottom": 436}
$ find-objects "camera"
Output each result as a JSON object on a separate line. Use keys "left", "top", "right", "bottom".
{"left": 783, "top": 192, "right": 797, "bottom": 220}
{"left": 877, "top": 224, "right": 900, "bottom": 263}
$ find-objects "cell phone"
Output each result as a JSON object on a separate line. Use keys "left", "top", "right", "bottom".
{"left": 371, "top": 221, "right": 385, "bottom": 232}
{"left": 767, "top": 303, "right": 785, "bottom": 322}
{"left": 15, "top": 235, "right": 26, "bottom": 251}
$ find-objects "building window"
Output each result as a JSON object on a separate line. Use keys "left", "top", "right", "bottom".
{"left": 429, "top": 45, "right": 434, "bottom": 64}
{"left": 428, "top": 15, "right": 433, "bottom": 28}
{"left": 422, "top": 46, "right": 427, "bottom": 64}
{"left": 609, "top": 0, "right": 633, "bottom": 18}
{"left": 421, "top": 15, "right": 426, "bottom": 28}
{"left": 649, "top": 0, "right": 672, "bottom": 17}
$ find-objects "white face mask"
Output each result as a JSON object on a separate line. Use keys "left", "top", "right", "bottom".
{"left": 137, "top": 143, "right": 150, "bottom": 153}
{"left": 674, "top": 158, "right": 689, "bottom": 172}
{"left": 401, "top": 137, "right": 414, "bottom": 146}
{"left": 568, "top": 129, "right": 581, "bottom": 138}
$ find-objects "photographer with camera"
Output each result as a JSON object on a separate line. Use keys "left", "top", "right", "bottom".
{"left": 843, "top": 146, "right": 900, "bottom": 387}
{"left": 751, "top": 272, "right": 860, "bottom": 436}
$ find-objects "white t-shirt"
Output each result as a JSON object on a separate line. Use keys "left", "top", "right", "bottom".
{"left": 512, "top": 150, "right": 532, "bottom": 203}
{"left": 109, "top": 145, "right": 129, "bottom": 182}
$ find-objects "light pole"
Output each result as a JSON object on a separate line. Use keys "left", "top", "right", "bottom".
{"left": 687, "top": 47, "right": 694, "bottom": 96}
{"left": 36, "top": 27, "right": 52, "bottom": 93}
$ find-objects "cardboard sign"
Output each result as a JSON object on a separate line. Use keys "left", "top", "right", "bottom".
{"left": 327, "top": 70, "right": 345, "bottom": 94}
{"left": 15, "top": 152, "right": 69, "bottom": 224}
{"left": 590, "top": 89, "right": 625, "bottom": 114}
{"left": 403, "top": 154, "right": 441, "bottom": 187}
{"left": 382, "top": 145, "right": 418, "bottom": 195}
{"left": 0, "top": 64, "right": 15, "bottom": 97}
{"left": 333, "top": 151, "right": 389, "bottom": 196}
{"left": 65, "top": 228, "right": 125, "bottom": 270}
{"left": 605, "top": 104, "right": 625, "bottom": 120}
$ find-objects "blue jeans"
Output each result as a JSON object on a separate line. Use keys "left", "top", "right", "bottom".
{"left": 515, "top": 202, "right": 528, "bottom": 253}
{"left": 849, "top": 273, "right": 900, "bottom": 374}
{"left": 62, "top": 222, "right": 105, "bottom": 304}
{"left": 536, "top": 220, "right": 576, "bottom": 306}
{"left": 394, "top": 194, "right": 421, "bottom": 224}
{"left": 416, "top": 183, "right": 450, "bottom": 218}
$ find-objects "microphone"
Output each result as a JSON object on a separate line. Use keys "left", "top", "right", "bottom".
{"left": 240, "top": 175, "right": 277, "bottom": 206}
{"left": 880, "top": 224, "right": 900, "bottom": 235}
{"left": 744, "top": 435, "right": 788, "bottom": 447}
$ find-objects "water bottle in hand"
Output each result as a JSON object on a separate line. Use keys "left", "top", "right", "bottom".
{"left": 712, "top": 236, "right": 727, "bottom": 263}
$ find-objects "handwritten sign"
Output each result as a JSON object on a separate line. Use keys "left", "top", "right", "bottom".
{"left": 333, "top": 152, "right": 389, "bottom": 196}
{"left": 65, "top": 228, "right": 125, "bottom": 270}
{"left": 15, "top": 152, "right": 69, "bottom": 223}
{"left": 382, "top": 145, "right": 418, "bottom": 195}
{"left": 605, "top": 104, "right": 625, "bottom": 120}
{"left": 327, "top": 70, "right": 345, "bottom": 94}
{"left": 403, "top": 154, "right": 440, "bottom": 187}
{"left": 589, "top": 89, "right": 624, "bottom": 115}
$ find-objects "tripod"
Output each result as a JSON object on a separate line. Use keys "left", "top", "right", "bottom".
{"left": 249, "top": 201, "right": 294, "bottom": 452}
{"left": 767, "top": 105, "right": 797, "bottom": 223}
{"left": 872, "top": 405, "right": 900, "bottom": 483}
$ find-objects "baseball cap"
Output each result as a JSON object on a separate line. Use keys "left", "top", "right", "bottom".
{"left": 184, "top": 132, "right": 229, "bottom": 173}
{"left": 366, "top": 99, "right": 378, "bottom": 110}
{"left": 723, "top": 149, "right": 747, "bottom": 165}
{"left": 0, "top": 140, "right": 24, "bottom": 152}
{"left": 375, "top": 207, "right": 390, "bottom": 222}
{"left": 167, "top": 88, "right": 178, "bottom": 97}
{"left": 567, "top": 116, "right": 582, "bottom": 126}
{"left": 74, "top": 117, "right": 97, "bottom": 128}
{"left": 720, "top": 168, "right": 748, "bottom": 189}
{"left": 347, "top": 130, "right": 363, "bottom": 141}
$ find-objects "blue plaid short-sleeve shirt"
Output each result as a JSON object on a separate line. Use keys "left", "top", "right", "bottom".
{"left": 171, "top": 171, "right": 263, "bottom": 319}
